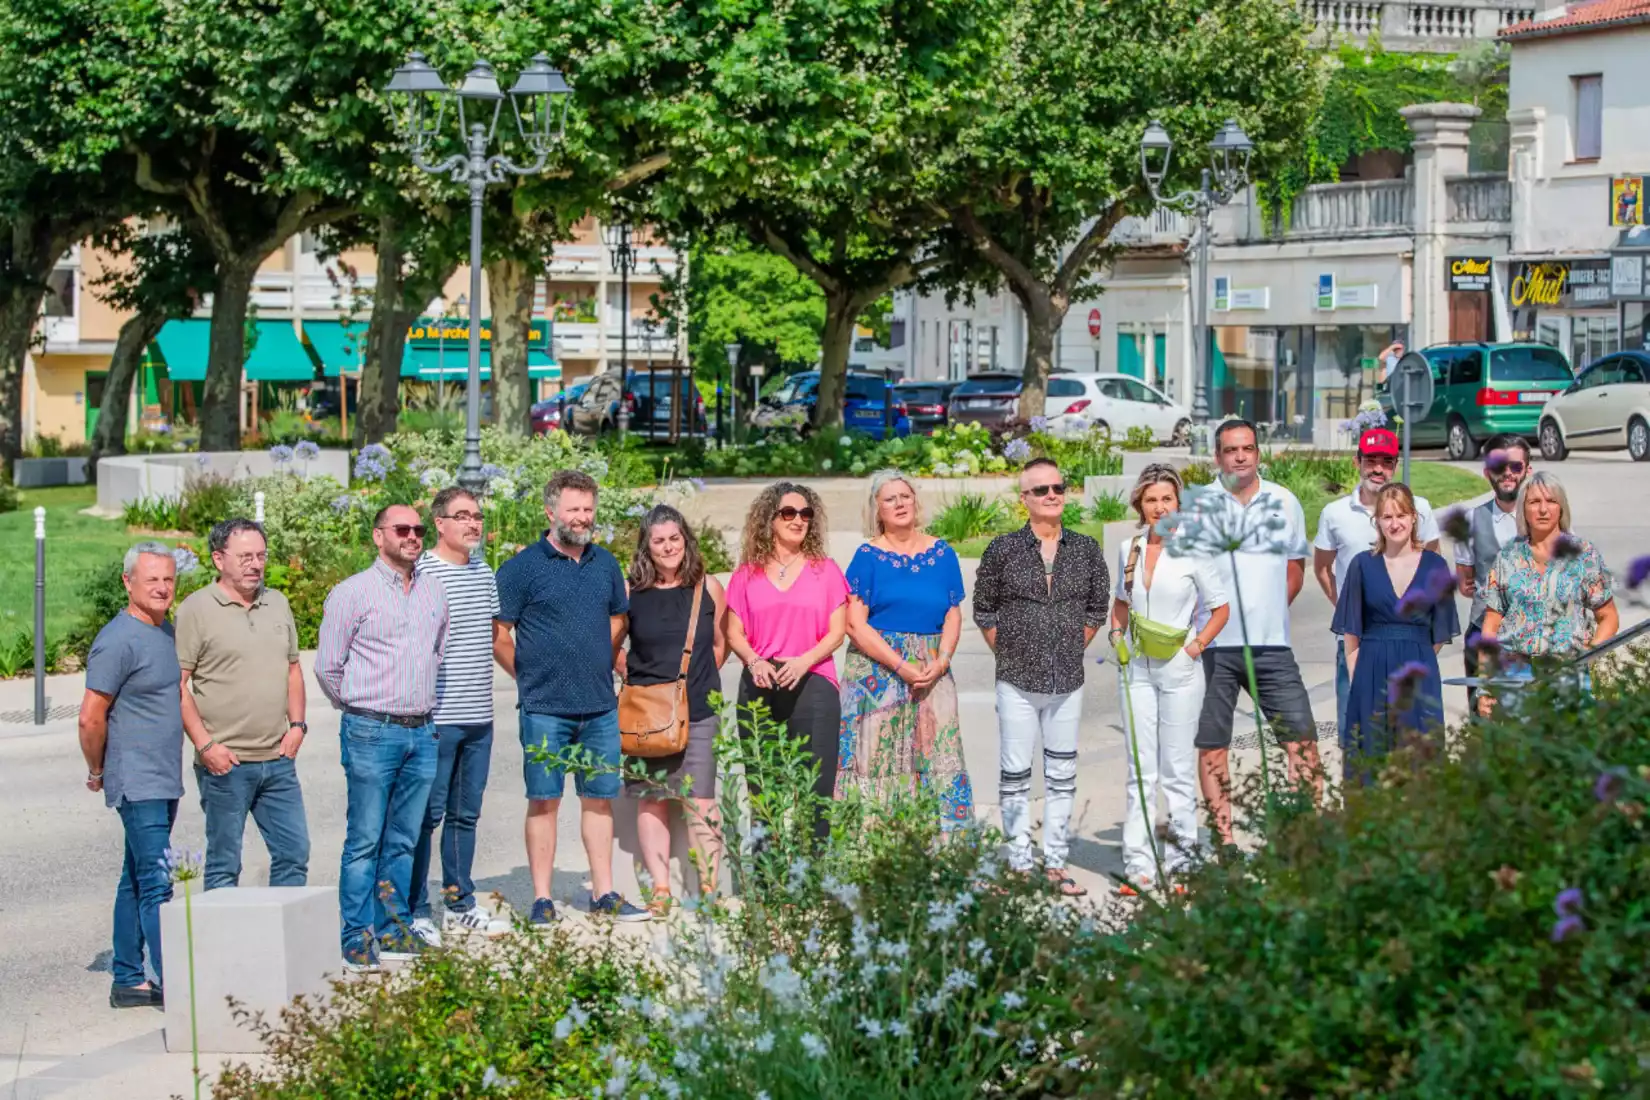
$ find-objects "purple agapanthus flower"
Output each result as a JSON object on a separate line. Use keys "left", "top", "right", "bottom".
{"left": 294, "top": 440, "right": 320, "bottom": 461}
{"left": 478, "top": 463, "right": 506, "bottom": 482}
{"left": 1594, "top": 768, "right": 1626, "bottom": 803}
{"left": 1396, "top": 568, "right": 1455, "bottom": 617}
{"left": 1551, "top": 914, "right": 1585, "bottom": 943}
{"left": 1439, "top": 506, "right": 1472, "bottom": 544}
{"left": 1553, "top": 886, "right": 1583, "bottom": 917}
{"left": 331, "top": 495, "right": 354, "bottom": 513}
{"left": 1464, "top": 629, "right": 1502, "bottom": 659}
{"left": 1028, "top": 416, "right": 1048, "bottom": 433}
{"left": 159, "top": 846, "right": 203, "bottom": 884}
{"left": 269, "top": 444, "right": 295, "bottom": 465}
{"left": 1002, "top": 438, "right": 1033, "bottom": 463}
{"left": 1386, "top": 660, "right": 1432, "bottom": 706}
{"left": 1626, "top": 555, "right": 1650, "bottom": 590}
{"left": 1553, "top": 533, "right": 1583, "bottom": 561}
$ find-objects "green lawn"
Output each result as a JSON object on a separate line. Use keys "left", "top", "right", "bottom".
{"left": 0, "top": 485, "right": 184, "bottom": 645}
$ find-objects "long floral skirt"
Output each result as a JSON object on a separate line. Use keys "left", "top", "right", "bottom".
{"left": 835, "top": 631, "right": 975, "bottom": 830}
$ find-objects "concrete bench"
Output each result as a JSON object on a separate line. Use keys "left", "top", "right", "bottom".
{"left": 159, "top": 886, "right": 337, "bottom": 1054}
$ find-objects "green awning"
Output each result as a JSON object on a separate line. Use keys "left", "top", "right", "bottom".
{"left": 152, "top": 319, "right": 210, "bottom": 382}
{"left": 303, "top": 320, "right": 370, "bottom": 376}
{"left": 305, "top": 319, "right": 558, "bottom": 380}
{"left": 245, "top": 320, "right": 317, "bottom": 381}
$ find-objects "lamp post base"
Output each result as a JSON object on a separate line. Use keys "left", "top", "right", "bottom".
{"left": 456, "top": 447, "right": 485, "bottom": 495}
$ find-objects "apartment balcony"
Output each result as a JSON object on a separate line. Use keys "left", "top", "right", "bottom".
{"left": 198, "top": 272, "right": 376, "bottom": 317}
{"left": 1298, "top": 1, "right": 1536, "bottom": 50}
{"left": 550, "top": 322, "right": 680, "bottom": 360}
{"left": 1111, "top": 208, "right": 1192, "bottom": 249}
{"left": 1235, "top": 179, "right": 1415, "bottom": 242}
{"left": 545, "top": 243, "right": 680, "bottom": 279}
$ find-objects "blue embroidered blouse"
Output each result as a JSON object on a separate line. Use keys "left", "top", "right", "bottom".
{"left": 845, "top": 539, "right": 966, "bottom": 635}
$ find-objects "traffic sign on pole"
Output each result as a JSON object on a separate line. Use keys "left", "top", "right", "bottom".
{"left": 1391, "top": 352, "right": 1436, "bottom": 485}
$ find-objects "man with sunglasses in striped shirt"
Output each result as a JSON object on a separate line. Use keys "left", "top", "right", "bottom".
{"left": 316, "top": 503, "right": 449, "bottom": 971}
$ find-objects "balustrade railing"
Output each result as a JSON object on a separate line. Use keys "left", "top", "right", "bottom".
{"left": 1445, "top": 174, "right": 1512, "bottom": 223}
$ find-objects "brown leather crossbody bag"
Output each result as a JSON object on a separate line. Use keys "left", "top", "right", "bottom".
{"left": 618, "top": 583, "right": 704, "bottom": 758}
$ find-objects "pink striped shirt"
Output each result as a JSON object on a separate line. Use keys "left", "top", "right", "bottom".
{"left": 315, "top": 559, "right": 449, "bottom": 716}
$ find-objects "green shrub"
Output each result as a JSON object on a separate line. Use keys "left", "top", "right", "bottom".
{"left": 0, "top": 477, "right": 17, "bottom": 515}
{"left": 928, "top": 493, "right": 1012, "bottom": 541}
{"left": 178, "top": 473, "right": 238, "bottom": 535}
{"left": 1181, "top": 460, "right": 1215, "bottom": 485}
{"left": 123, "top": 494, "right": 183, "bottom": 532}
{"left": 1086, "top": 490, "right": 1130, "bottom": 523}
{"left": 1120, "top": 424, "right": 1156, "bottom": 452}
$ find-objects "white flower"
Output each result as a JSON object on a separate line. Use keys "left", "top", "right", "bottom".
{"left": 1018, "top": 1038, "right": 1038, "bottom": 1057}
{"left": 1157, "top": 483, "right": 1293, "bottom": 557}
{"left": 823, "top": 874, "right": 860, "bottom": 910}
{"left": 968, "top": 937, "right": 987, "bottom": 957}
{"left": 1001, "top": 990, "right": 1026, "bottom": 1010}
{"left": 672, "top": 1050, "right": 701, "bottom": 1072}
{"left": 876, "top": 939, "right": 909, "bottom": 959}
{"left": 942, "top": 968, "right": 977, "bottom": 994}
{"left": 788, "top": 857, "right": 809, "bottom": 888}
{"left": 799, "top": 1032, "right": 827, "bottom": 1059}
{"left": 822, "top": 459, "right": 833, "bottom": 470}
{"left": 554, "top": 1016, "right": 575, "bottom": 1041}
{"left": 759, "top": 954, "right": 804, "bottom": 1004}
{"left": 674, "top": 1008, "right": 708, "bottom": 1031}
{"left": 927, "top": 906, "right": 958, "bottom": 933}
{"left": 757, "top": 1092, "right": 771, "bottom": 1100}
{"left": 973, "top": 1024, "right": 999, "bottom": 1039}
{"left": 887, "top": 1019, "right": 910, "bottom": 1038}
{"left": 482, "top": 1065, "right": 519, "bottom": 1090}
{"left": 859, "top": 1017, "right": 885, "bottom": 1039}
{"left": 753, "top": 1032, "right": 775, "bottom": 1053}
{"left": 660, "top": 1081, "right": 681, "bottom": 1100}
{"left": 420, "top": 468, "right": 451, "bottom": 488}
{"left": 838, "top": 434, "right": 852, "bottom": 447}
{"left": 802, "top": 926, "right": 822, "bottom": 954}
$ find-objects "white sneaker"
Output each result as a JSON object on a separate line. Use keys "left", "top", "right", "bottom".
{"left": 444, "top": 905, "right": 512, "bottom": 937}
{"left": 410, "top": 916, "right": 443, "bottom": 949}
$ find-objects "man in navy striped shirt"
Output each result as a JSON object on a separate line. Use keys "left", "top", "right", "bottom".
{"left": 408, "top": 487, "right": 510, "bottom": 945}
{"left": 315, "top": 503, "right": 449, "bottom": 971}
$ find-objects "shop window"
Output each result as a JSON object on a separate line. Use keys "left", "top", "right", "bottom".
{"left": 1573, "top": 75, "right": 1602, "bottom": 161}
{"left": 1569, "top": 314, "right": 1619, "bottom": 369}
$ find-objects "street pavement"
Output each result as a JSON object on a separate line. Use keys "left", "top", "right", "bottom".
{"left": 0, "top": 453, "right": 1643, "bottom": 1098}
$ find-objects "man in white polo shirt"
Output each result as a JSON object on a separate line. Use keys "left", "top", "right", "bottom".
{"left": 1312, "top": 426, "right": 1440, "bottom": 739}
{"left": 1195, "top": 419, "right": 1321, "bottom": 845}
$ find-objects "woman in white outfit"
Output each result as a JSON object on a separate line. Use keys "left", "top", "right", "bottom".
{"left": 1107, "top": 465, "right": 1229, "bottom": 895}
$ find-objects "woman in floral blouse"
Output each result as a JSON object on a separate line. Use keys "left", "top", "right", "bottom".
{"left": 836, "top": 470, "right": 974, "bottom": 830}
{"left": 1478, "top": 471, "right": 1617, "bottom": 715}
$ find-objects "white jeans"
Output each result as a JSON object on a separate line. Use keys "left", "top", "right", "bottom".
{"left": 995, "top": 682, "right": 1082, "bottom": 872}
{"left": 1119, "top": 649, "right": 1204, "bottom": 881}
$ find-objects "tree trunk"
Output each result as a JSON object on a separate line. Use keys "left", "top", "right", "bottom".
{"left": 357, "top": 218, "right": 405, "bottom": 445}
{"left": 89, "top": 307, "right": 167, "bottom": 475}
{"left": 1014, "top": 285, "right": 1065, "bottom": 423}
{"left": 816, "top": 291, "right": 858, "bottom": 433}
{"left": 0, "top": 289, "right": 45, "bottom": 464}
{"left": 200, "top": 260, "right": 257, "bottom": 451}
{"left": 485, "top": 255, "right": 536, "bottom": 437}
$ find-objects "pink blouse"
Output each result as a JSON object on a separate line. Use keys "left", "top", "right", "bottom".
{"left": 725, "top": 559, "right": 849, "bottom": 687}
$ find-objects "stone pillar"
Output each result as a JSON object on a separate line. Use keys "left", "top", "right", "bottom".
{"left": 1400, "top": 102, "right": 1480, "bottom": 350}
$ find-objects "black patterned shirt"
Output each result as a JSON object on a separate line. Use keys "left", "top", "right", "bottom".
{"left": 972, "top": 525, "right": 1110, "bottom": 695}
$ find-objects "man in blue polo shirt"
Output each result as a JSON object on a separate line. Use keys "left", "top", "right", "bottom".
{"left": 495, "top": 469, "right": 648, "bottom": 924}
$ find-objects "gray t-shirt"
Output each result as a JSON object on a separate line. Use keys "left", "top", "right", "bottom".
{"left": 86, "top": 612, "right": 185, "bottom": 809}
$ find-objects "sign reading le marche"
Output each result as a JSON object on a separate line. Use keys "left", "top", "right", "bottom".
{"left": 405, "top": 316, "right": 550, "bottom": 349}
{"left": 1448, "top": 256, "right": 1492, "bottom": 293}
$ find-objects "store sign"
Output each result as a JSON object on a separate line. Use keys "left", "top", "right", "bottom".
{"left": 1213, "top": 276, "right": 1230, "bottom": 311}
{"left": 1509, "top": 262, "right": 1569, "bottom": 308}
{"left": 1610, "top": 177, "right": 1646, "bottom": 228}
{"left": 405, "top": 316, "right": 550, "bottom": 348}
{"left": 1316, "top": 273, "right": 1336, "bottom": 310}
{"left": 1448, "top": 256, "right": 1493, "bottom": 292}
{"left": 1337, "top": 283, "right": 1379, "bottom": 308}
{"left": 1613, "top": 255, "right": 1646, "bottom": 299}
{"left": 1229, "top": 287, "right": 1270, "bottom": 310}
{"left": 1567, "top": 259, "right": 1613, "bottom": 305}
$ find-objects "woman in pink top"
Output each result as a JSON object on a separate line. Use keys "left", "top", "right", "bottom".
{"left": 725, "top": 482, "right": 848, "bottom": 843}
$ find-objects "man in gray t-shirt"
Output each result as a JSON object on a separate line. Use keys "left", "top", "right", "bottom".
{"left": 79, "top": 542, "right": 185, "bottom": 1010}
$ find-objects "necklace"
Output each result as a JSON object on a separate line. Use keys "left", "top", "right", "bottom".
{"left": 774, "top": 552, "right": 803, "bottom": 580}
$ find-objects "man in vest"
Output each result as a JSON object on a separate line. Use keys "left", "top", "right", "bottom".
{"left": 1453, "top": 434, "right": 1533, "bottom": 713}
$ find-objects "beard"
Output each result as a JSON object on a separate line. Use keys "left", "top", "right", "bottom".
{"left": 1493, "top": 481, "right": 1520, "bottom": 503}
{"left": 554, "top": 519, "right": 592, "bottom": 547}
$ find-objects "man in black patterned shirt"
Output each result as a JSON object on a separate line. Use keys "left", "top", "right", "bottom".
{"left": 973, "top": 458, "right": 1110, "bottom": 896}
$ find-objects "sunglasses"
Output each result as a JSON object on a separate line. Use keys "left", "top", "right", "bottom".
{"left": 1491, "top": 461, "right": 1527, "bottom": 475}
{"left": 1023, "top": 483, "right": 1068, "bottom": 498}
{"left": 440, "top": 511, "right": 483, "bottom": 524}
{"left": 776, "top": 506, "right": 816, "bottom": 522}
{"left": 379, "top": 524, "right": 427, "bottom": 539}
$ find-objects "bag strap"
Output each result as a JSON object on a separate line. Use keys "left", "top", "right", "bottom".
{"left": 1123, "top": 535, "right": 1144, "bottom": 594}
{"left": 676, "top": 582, "right": 705, "bottom": 681}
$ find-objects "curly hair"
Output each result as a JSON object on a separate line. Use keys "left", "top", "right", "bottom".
{"left": 739, "top": 481, "right": 828, "bottom": 567}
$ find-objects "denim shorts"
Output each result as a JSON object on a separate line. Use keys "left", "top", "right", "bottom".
{"left": 519, "top": 709, "right": 621, "bottom": 800}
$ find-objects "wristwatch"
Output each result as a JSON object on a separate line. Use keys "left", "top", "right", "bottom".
{"left": 288, "top": 720, "right": 308, "bottom": 735}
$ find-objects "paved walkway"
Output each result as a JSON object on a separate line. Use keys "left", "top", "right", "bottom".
{"left": 0, "top": 453, "right": 1642, "bottom": 1097}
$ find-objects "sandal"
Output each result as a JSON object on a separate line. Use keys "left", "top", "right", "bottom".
{"left": 1044, "top": 868, "right": 1088, "bottom": 897}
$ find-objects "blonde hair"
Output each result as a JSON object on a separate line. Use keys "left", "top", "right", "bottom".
{"left": 864, "top": 469, "right": 924, "bottom": 536}
{"left": 1371, "top": 483, "right": 1422, "bottom": 553}
{"left": 739, "top": 481, "right": 829, "bottom": 567}
{"left": 1515, "top": 471, "right": 1571, "bottom": 539}
{"left": 1129, "top": 463, "right": 1183, "bottom": 528}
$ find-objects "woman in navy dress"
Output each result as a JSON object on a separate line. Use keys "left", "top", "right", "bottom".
{"left": 1332, "top": 483, "right": 1459, "bottom": 783}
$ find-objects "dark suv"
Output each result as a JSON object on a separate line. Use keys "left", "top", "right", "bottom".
{"left": 947, "top": 372, "right": 1023, "bottom": 429}
{"left": 752, "top": 370, "right": 911, "bottom": 439}
{"left": 567, "top": 369, "right": 708, "bottom": 439}
{"left": 893, "top": 380, "right": 962, "bottom": 435}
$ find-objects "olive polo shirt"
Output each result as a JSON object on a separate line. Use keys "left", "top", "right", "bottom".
{"left": 175, "top": 582, "right": 300, "bottom": 761}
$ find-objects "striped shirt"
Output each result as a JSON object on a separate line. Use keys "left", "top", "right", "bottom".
{"left": 417, "top": 550, "right": 500, "bottom": 724}
{"left": 315, "top": 558, "right": 448, "bottom": 717}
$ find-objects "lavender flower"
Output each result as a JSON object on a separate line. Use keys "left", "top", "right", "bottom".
{"left": 1627, "top": 555, "right": 1650, "bottom": 590}
{"left": 269, "top": 444, "right": 295, "bottom": 466}
{"left": 1386, "top": 660, "right": 1432, "bottom": 707}
{"left": 1464, "top": 629, "right": 1501, "bottom": 660}
{"left": 1594, "top": 768, "right": 1627, "bottom": 803}
{"left": 1551, "top": 915, "right": 1585, "bottom": 943}
{"left": 159, "top": 847, "right": 204, "bottom": 884}
{"left": 1002, "top": 438, "right": 1033, "bottom": 463}
{"left": 294, "top": 440, "right": 320, "bottom": 461}
{"left": 171, "top": 547, "right": 200, "bottom": 575}
{"left": 1396, "top": 568, "right": 1455, "bottom": 617}
{"left": 1554, "top": 886, "right": 1583, "bottom": 917}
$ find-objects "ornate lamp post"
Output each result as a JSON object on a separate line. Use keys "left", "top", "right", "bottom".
{"left": 603, "top": 213, "right": 637, "bottom": 436}
{"left": 1140, "top": 118, "right": 1253, "bottom": 445}
{"left": 384, "top": 52, "right": 572, "bottom": 492}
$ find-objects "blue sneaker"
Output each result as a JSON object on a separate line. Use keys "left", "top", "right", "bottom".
{"left": 530, "top": 897, "right": 559, "bottom": 926}
{"left": 342, "top": 942, "right": 380, "bottom": 973}
{"left": 379, "top": 934, "right": 430, "bottom": 963}
{"left": 590, "top": 891, "right": 652, "bottom": 923}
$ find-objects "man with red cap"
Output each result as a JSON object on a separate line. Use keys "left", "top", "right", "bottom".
{"left": 1312, "top": 425, "right": 1440, "bottom": 740}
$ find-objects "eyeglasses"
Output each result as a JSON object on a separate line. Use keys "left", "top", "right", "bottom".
{"left": 440, "top": 511, "right": 483, "bottom": 524}
{"left": 1492, "top": 461, "right": 1527, "bottom": 475}
{"left": 221, "top": 551, "right": 267, "bottom": 565}
{"left": 776, "top": 507, "right": 815, "bottom": 522}
{"left": 1023, "top": 483, "right": 1068, "bottom": 498}
{"left": 379, "top": 524, "right": 427, "bottom": 539}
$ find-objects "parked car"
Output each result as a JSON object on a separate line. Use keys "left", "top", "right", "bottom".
{"left": 892, "top": 379, "right": 962, "bottom": 435}
{"left": 530, "top": 380, "right": 591, "bottom": 435}
{"left": 1377, "top": 343, "right": 1575, "bottom": 460}
{"left": 946, "top": 372, "right": 1024, "bottom": 429}
{"left": 1046, "top": 372, "right": 1192, "bottom": 444}
{"left": 1536, "top": 350, "right": 1650, "bottom": 461}
{"left": 751, "top": 370, "right": 911, "bottom": 440}
{"left": 566, "top": 369, "right": 708, "bottom": 439}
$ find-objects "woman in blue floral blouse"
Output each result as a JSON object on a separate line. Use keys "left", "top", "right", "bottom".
{"left": 1478, "top": 471, "right": 1618, "bottom": 715}
{"left": 836, "top": 470, "right": 974, "bottom": 829}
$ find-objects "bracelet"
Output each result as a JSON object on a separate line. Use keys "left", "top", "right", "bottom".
{"left": 88, "top": 769, "right": 103, "bottom": 779}
{"left": 200, "top": 739, "right": 217, "bottom": 753}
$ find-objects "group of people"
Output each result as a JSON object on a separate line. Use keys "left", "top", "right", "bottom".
{"left": 76, "top": 420, "right": 1624, "bottom": 1004}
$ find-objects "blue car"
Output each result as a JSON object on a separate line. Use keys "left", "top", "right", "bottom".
{"left": 753, "top": 370, "right": 911, "bottom": 440}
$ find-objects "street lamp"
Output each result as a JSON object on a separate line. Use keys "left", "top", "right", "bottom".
{"left": 384, "top": 51, "right": 573, "bottom": 493}
{"left": 1140, "top": 117, "right": 1253, "bottom": 445}
{"left": 603, "top": 212, "right": 637, "bottom": 436}
{"left": 724, "top": 342, "right": 741, "bottom": 447}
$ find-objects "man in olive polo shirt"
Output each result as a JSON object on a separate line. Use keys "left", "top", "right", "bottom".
{"left": 176, "top": 518, "right": 310, "bottom": 890}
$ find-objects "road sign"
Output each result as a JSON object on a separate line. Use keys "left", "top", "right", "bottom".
{"left": 1391, "top": 352, "right": 1435, "bottom": 484}
{"left": 1087, "top": 308, "right": 1102, "bottom": 338}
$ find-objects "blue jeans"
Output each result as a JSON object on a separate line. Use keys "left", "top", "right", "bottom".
{"left": 195, "top": 756, "right": 310, "bottom": 891}
{"left": 409, "top": 723, "right": 494, "bottom": 918}
{"left": 519, "top": 709, "right": 621, "bottom": 800}
{"left": 337, "top": 714, "right": 437, "bottom": 954}
{"left": 1335, "top": 638, "right": 1350, "bottom": 740}
{"left": 112, "top": 798, "right": 177, "bottom": 989}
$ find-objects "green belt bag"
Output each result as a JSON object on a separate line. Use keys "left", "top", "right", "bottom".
{"left": 1129, "top": 611, "right": 1189, "bottom": 661}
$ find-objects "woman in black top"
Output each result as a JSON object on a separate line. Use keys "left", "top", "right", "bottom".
{"left": 619, "top": 505, "right": 727, "bottom": 913}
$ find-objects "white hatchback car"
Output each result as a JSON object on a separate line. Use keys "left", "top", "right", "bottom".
{"left": 1045, "top": 372, "right": 1192, "bottom": 445}
{"left": 1536, "top": 350, "right": 1650, "bottom": 462}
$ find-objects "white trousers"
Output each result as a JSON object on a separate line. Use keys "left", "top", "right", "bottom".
{"left": 1119, "top": 649, "right": 1204, "bottom": 881}
{"left": 995, "top": 682, "right": 1082, "bottom": 872}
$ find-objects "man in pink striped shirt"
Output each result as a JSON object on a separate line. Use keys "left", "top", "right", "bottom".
{"left": 315, "top": 503, "right": 449, "bottom": 971}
